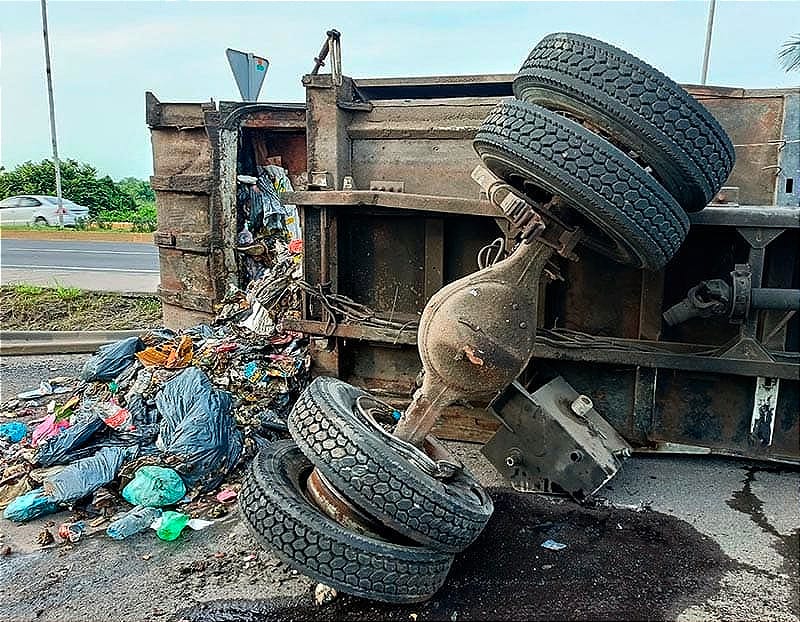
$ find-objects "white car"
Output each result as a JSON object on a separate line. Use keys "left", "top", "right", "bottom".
{"left": 0, "top": 195, "right": 90, "bottom": 226}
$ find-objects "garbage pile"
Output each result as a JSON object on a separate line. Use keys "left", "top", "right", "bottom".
{"left": 236, "top": 165, "right": 302, "bottom": 285}
{"left": 0, "top": 221, "right": 311, "bottom": 544}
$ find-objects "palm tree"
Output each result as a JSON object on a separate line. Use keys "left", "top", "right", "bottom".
{"left": 779, "top": 34, "right": 800, "bottom": 72}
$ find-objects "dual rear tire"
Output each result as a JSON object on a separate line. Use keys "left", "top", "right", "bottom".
{"left": 240, "top": 378, "right": 493, "bottom": 603}
{"left": 474, "top": 32, "right": 735, "bottom": 271}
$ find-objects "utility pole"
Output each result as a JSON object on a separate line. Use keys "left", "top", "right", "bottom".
{"left": 700, "top": 0, "right": 717, "bottom": 85}
{"left": 40, "top": 0, "right": 64, "bottom": 227}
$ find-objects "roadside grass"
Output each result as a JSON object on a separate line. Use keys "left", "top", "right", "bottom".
{"left": 0, "top": 285, "right": 162, "bottom": 331}
{"left": 0, "top": 224, "right": 147, "bottom": 234}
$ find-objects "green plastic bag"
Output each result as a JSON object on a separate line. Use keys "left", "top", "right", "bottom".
{"left": 154, "top": 510, "right": 189, "bottom": 541}
{"left": 122, "top": 466, "right": 186, "bottom": 507}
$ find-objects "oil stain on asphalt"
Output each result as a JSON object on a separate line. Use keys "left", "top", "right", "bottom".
{"left": 726, "top": 466, "right": 799, "bottom": 617}
{"left": 175, "top": 488, "right": 732, "bottom": 622}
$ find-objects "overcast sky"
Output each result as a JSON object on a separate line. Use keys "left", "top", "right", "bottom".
{"left": 1, "top": 0, "right": 798, "bottom": 180}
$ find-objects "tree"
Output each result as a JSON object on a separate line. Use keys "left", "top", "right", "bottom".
{"left": 0, "top": 159, "right": 136, "bottom": 217}
{"left": 117, "top": 177, "right": 156, "bottom": 206}
{"left": 779, "top": 34, "right": 800, "bottom": 72}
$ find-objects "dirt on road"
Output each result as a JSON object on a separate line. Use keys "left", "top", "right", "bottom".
{"left": 173, "top": 488, "right": 732, "bottom": 622}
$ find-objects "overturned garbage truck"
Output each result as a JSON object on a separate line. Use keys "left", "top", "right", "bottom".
{"left": 147, "top": 32, "right": 799, "bottom": 603}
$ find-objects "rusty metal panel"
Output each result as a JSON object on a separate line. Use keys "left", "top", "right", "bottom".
{"left": 340, "top": 342, "right": 420, "bottom": 395}
{"left": 337, "top": 213, "right": 426, "bottom": 314}
{"left": 653, "top": 369, "right": 799, "bottom": 461}
{"left": 442, "top": 214, "right": 504, "bottom": 283}
{"left": 155, "top": 192, "right": 211, "bottom": 232}
{"left": 150, "top": 128, "right": 212, "bottom": 177}
{"left": 688, "top": 89, "right": 785, "bottom": 205}
{"left": 351, "top": 139, "right": 483, "bottom": 198}
{"left": 554, "top": 249, "right": 645, "bottom": 339}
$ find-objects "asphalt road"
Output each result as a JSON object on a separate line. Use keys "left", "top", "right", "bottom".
{"left": 0, "top": 354, "right": 797, "bottom": 622}
{"left": 0, "top": 238, "right": 159, "bottom": 293}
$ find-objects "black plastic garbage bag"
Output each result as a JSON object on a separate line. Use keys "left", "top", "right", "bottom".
{"left": 36, "top": 414, "right": 105, "bottom": 467}
{"left": 117, "top": 393, "right": 160, "bottom": 446}
{"left": 43, "top": 446, "right": 137, "bottom": 503}
{"left": 155, "top": 368, "right": 243, "bottom": 492}
{"left": 80, "top": 336, "right": 145, "bottom": 382}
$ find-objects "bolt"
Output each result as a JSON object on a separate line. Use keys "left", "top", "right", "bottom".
{"left": 519, "top": 321, "right": 528, "bottom": 329}
{"left": 506, "top": 449, "right": 523, "bottom": 467}
{"left": 571, "top": 395, "right": 593, "bottom": 417}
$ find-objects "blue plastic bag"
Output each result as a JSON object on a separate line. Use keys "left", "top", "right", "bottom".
{"left": 155, "top": 368, "right": 243, "bottom": 492}
{"left": 44, "top": 446, "right": 136, "bottom": 503}
{"left": 3, "top": 488, "right": 60, "bottom": 522}
{"left": 0, "top": 422, "right": 27, "bottom": 443}
{"left": 80, "top": 336, "right": 144, "bottom": 382}
{"left": 35, "top": 414, "right": 104, "bottom": 467}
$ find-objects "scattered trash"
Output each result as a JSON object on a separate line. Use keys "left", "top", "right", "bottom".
{"left": 0, "top": 422, "right": 26, "bottom": 443}
{"left": 3, "top": 488, "right": 60, "bottom": 522}
{"left": 1, "top": 545, "right": 11, "bottom": 556}
{"left": 17, "top": 380, "right": 71, "bottom": 401}
{"left": 541, "top": 539, "right": 567, "bottom": 551}
{"left": 107, "top": 505, "right": 163, "bottom": 540}
{"left": 37, "top": 528, "right": 54, "bottom": 546}
{"left": 0, "top": 474, "right": 32, "bottom": 510}
{"left": 136, "top": 335, "right": 193, "bottom": 369}
{"left": 122, "top": 466, "right": 186, "bottom": 507}
{"left": 58, "top": 521, "right": 86, "bottom": 543}
{"left": 315, "top": 583, "right": 338, "bottom": 606}
{"left": 0, "top": 204, "right": 310, "bottom": 545}
{"left": 186, "top": 518, "right": 214, "bottom": 531}
{"left": 152, "top": 510, "right": 190, "bottom": 541}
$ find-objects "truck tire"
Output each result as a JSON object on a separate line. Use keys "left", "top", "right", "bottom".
{"left": 240, "top": 440, "right": 453, "bottom": 604}
{"left": 513, "top": 32, "right": 735, "bottom": 212}
{"left": 287, "top": 377, "right": 494, "bottom": 553}
{"left": 473, "top": 99, "right": 689, "bottom": 270}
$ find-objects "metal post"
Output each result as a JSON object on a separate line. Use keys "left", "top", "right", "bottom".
{"left": 40, "top": 0, "right": 64, "bottom": 227}
{"left": 700, "top": 0, "right": 716, "bottom": 85}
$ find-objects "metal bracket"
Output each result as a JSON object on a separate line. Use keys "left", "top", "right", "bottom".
{"left": 482, "top": 376, "right": 632, "bottom": 501}
{"left": 751, "top": 377, "right": 780, "bottom": 447}
{"left": 730, "top": 263, "right": 752, "bottom": 324}
{"left": 471, "top": 165, "right": 581, "bottom": 260}
{"left": 311, "top": 29, "right": 342, "bottom": 86}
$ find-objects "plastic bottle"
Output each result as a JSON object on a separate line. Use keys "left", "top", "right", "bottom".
{"left": 155, "top": 510, "right": 190, "bottom": 541}
{"left": 106, "top": 505, "right": 162, "bottom": 540}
